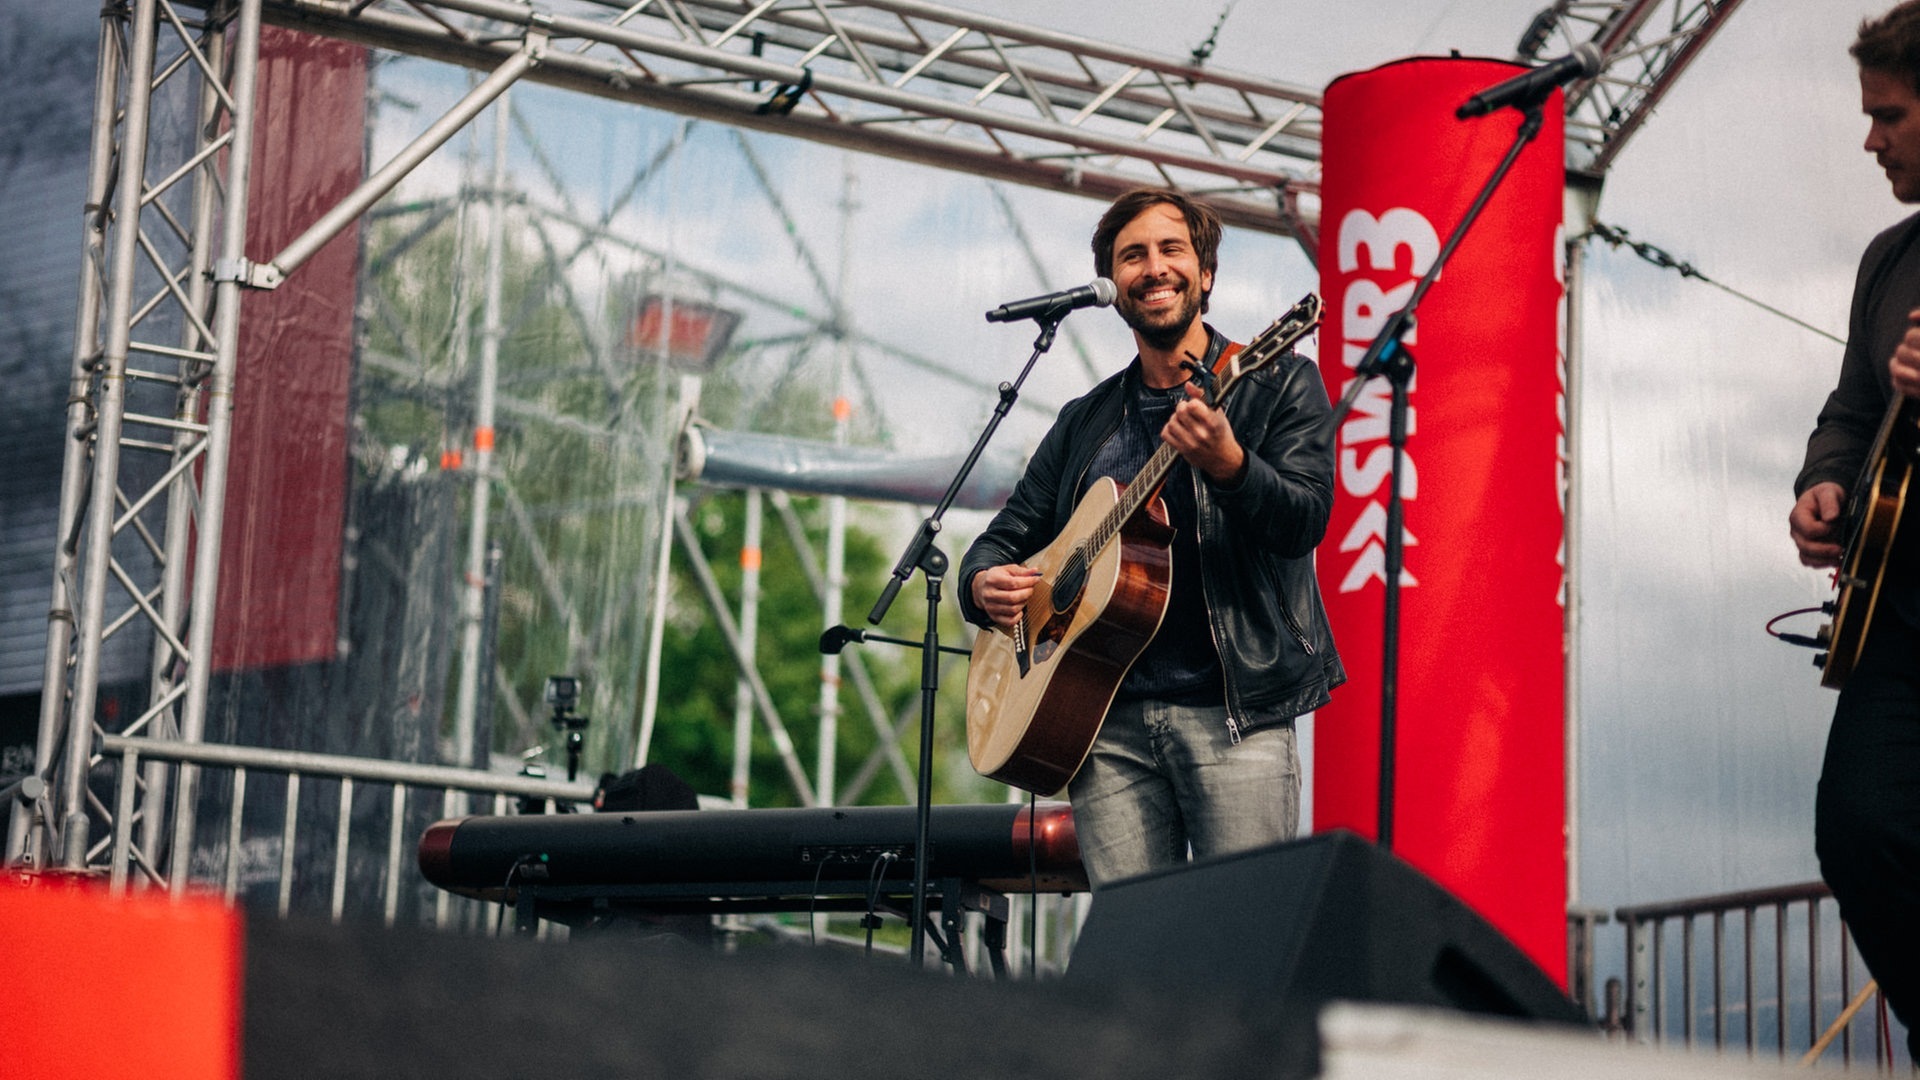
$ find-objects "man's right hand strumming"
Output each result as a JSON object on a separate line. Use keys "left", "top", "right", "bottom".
{"left": 971, "top": 564, "right": 1041, "bottom": 630}
{"left": 1894, "top": 309, "right": 1920, "bottom": 398}
{"left": 1790, "top": 481, "right": 1848, "bottom": 568}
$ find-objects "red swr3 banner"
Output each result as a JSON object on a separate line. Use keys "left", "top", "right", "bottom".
{"left": 1314, "top": 57, "right": 1569, "bottom": 982}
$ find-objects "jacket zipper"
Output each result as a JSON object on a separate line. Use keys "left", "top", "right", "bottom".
{"left": 1279, "top": 596, "right": 1314, "bottom": 657}
{"left": 1192, "top": 468, "right": 1244, "bottom": 744}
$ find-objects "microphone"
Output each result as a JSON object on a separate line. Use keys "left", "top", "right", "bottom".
{"left": 1455, "top": 43, "right": 1603, "bottom": 119}
{"left": 819, "top": 625, "right": 867, "bottom": 654}
{"left": 985, "top": 278, "right": 1118, "bottom": 323}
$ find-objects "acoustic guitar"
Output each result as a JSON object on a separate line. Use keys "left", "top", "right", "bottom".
{"left": 965, "top": 295, "right": 1323, "bottom": 794}
{"left": 1819, "top": 391, "right": 1920, "bottom": 688}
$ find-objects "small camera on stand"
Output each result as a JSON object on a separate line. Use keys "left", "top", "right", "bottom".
{"left": 544, "top": 675, "right": 590, "bottom": 783}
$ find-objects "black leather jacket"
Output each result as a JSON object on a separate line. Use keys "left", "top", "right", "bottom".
{"left": 959, "top": 326, "right": 1345, "bottom": 735}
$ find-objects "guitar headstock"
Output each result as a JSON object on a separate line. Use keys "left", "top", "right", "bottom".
{"left": 1212, "top": 293, "right": 1324, "bottom": 404}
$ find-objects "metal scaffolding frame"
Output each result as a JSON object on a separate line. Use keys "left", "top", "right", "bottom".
{"left": 352, "top": 106, "right": 931, "bottom": 803}
{"left": 10, "top": 0, "right": 1747, "bottom": 918}
{"left": 256, "top": 0, "right": 1327, "bottom": 241}
{"left": 10, "top": 0, "right": 270, "bottom": 879}
{"left": 1520, "top": 0, "right": 1748, "bottom": 178}
{"left": 351, "top": 106, "right": 1008, "bottom": 802}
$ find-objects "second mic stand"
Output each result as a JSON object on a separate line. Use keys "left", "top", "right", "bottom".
{"left": 1325, "top": 99, "right": 1548, "bottom": 851}
{"left": 865, "top": 312, "right": 1066, "bottom": 967}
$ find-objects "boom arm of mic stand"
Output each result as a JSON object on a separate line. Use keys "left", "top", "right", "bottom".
{"left": 820, "top": 625, "right": 972, "bottom": 657}
{"left": 869, "top": 315, "right": 1061, "bottom": 626}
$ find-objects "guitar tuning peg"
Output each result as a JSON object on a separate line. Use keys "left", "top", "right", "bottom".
{"left": 1813, "top": 652, "right": 1828, "bottom": 669}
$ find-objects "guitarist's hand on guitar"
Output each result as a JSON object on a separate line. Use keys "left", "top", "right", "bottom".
{"left": 1164, "top": 382, "right": 1249, "bottom": 485}
{"left": 973, "top": 564, "right": 1042, "bottom": 630}
{"left": 1790, "top": 481, "right": 1848, "bottom": 568}
{"left": 1893, "top": 310, "right": 1920, "bottom": 399}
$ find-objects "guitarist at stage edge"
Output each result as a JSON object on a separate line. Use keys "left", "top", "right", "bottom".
{"left": 1788, "top": 1, "right": 1920, "bottom": 1056}
{"left": 959, "top": 188, "right": 1346, "bottom": 890}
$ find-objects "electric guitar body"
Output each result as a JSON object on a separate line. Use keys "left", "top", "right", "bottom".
{"left": 1821, "top": 393, "right": 1920, "bottom": 688}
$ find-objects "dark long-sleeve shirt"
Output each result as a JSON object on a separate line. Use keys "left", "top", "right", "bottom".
{"left": 1797, "top": 209, "right": 1920, "bottom": 628}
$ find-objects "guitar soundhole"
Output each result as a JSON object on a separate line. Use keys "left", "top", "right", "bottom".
{"left": 1053, "top": 552, "right": 1087, "bottom": 615}
{"left": 1032, "top": 640, "right": 1056, "bottom": 664}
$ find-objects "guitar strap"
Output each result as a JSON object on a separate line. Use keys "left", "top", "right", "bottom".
{"left": 1142, "top": 339, "right": 1248, "bottom": 502}
{"left": 1206, "top": 340, "right": 1246, "bottom": 395}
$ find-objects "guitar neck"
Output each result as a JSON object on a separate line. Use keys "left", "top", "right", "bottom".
{"left": 1071, "top": 293, "right": 1323, "bottom": 568}
{"left": 1848, "top": 394, "right": 1915, "bottom": 522}
{"left": 1087, "top": 443, "right": 1181, "bottom": 554}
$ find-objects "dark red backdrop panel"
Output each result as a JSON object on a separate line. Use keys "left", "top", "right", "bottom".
{"left": 213, "top": 28, "right": 364, "bottom": 672}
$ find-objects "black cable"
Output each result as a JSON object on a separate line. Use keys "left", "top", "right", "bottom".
{"left": 1587, "top": 222, "right": 1845, "bottom": 346}
{"left": 501, "top": 854, "right": 547, "bottom": 936}
{"left": 863, "top": 851, "right": 898, "bottom": 957}
{"left": 807, "top": 853, "right": 831, "bottom": 947}
{"left": 1187, "top": 1, "right": 1237, "bottom": 70}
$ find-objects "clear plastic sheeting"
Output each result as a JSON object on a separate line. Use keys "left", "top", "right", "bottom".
{"left": 678, "top": 424, "right": 1022, "bottom": 510}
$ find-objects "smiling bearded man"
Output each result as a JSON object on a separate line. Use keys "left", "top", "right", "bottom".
{"left": 959, "top": 188, "right": 1346, "bottom": 889}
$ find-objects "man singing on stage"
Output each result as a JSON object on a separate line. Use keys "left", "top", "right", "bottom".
{"left": 960, "top": 188, "right": 1345, "bottom": 889}
{"left": 1787, "top": 0, "right": 1920, "bottom": 1051}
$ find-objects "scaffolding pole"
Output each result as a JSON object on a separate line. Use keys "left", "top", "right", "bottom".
{"left": 9, "top": 3, "right": 128, "bottom": 870}
{"left": 452, "top": 93, "right": 511, "bottom": 769}
{"left": 731, "top": 489, "right": 764, "bottom": 807}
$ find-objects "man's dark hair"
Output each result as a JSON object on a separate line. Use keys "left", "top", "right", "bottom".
{"left": 1855, "top": 1, "right": 1920, "bottom": 91}
{"left": 1091, "top": 188, "right": 1223, "bottom": 313}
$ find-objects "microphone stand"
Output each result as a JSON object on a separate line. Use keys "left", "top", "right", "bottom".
{"left": 1323, "top": 98, "right": 1548, "bottom": 851}
{"left": 863, "top": 311, "right": 1067, "bottom": 967}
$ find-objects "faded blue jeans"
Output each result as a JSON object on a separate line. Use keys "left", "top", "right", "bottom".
{"left": 1066, "top": 698, "right": 1299, "bottom": 890}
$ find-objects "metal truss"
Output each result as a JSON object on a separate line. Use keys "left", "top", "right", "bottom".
{"left": 255, "top": 0, "right": 1324, "bottom": 240}
{"left": 1519, "top": 0, "right": 1748, "bottom": 179}
{"left": 8, "top": 0, "right": 265, "bottom": 879}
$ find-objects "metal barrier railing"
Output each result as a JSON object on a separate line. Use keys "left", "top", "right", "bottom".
{"left": 1596, "top": 882, "right": 1903, "bottom": 1070}
{"left": 85, "top": 734, "right": 1085, "bottom": 973}
{"left": 96, "top": 734, "right": 592, "bottom": 929}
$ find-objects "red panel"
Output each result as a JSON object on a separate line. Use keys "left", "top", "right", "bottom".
{"left": 1313, "top": 58, "right": 1568, "bottom": 981}
{"left": 0, "top": 882, "right": 241, "bottom": 1079}
{"left": 213, "top": 27, "right": 365, "bottom": 671}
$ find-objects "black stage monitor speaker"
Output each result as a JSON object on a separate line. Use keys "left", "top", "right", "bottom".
{"left": 246, "top": 912, "right": 1297, "bottom": 1080}
{"left": 1064, "top": 830, "right": 1588, "bottom": 1069}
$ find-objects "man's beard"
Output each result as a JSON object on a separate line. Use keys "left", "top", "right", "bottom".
{"left": 1118, "top": 278, "right": 1204, "bottom": 351}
